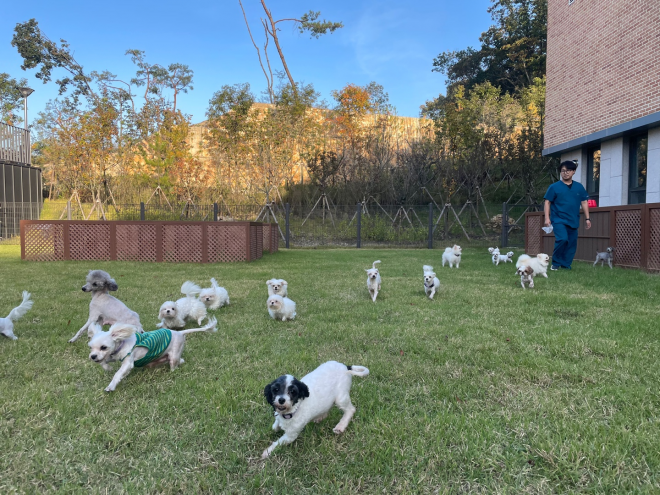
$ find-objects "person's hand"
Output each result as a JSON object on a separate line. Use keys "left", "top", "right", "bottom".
{"left": 585, "top": 219, "right": 592, "bottom": 230}
{"left": 544, "top": 218, "right": 551, "bottom": 227}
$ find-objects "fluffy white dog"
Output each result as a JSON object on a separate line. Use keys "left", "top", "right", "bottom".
{"left": 516, "top": 253, "right": 550, "bottom": 278}
{"left": 365, "top": 260, "right": 382, "bottom": 302}
{"left": 422, "top": 265, "right": 440, "bottom": 299}
{"left": 262, "top": 360, "right": 369, "bottom": 458}
{"left": 158, "top": 281, "right": 207, "bottom": 329}
{"left": 266, "top": 279, "right": 288, "bottom": 297}
{"left": 0, "top": 291, "right": 33, "bottom": 340}
{"left": 488, "top": 247, "right": 500, "bottom": 255}
{"left": 492, "top": 251, "right": 514, "bottom": 265}
{"left": 442, "top": 245, "right": 462, "bottom": 268}
{"left": 199, "top": 278, "right": 230, "bottom": 310}
{"left": 87, "top": 317, "right": 217, "bottom": 392}
{"left": 267, "top": 295, "right": 297, "bottom": 321}
{"left": 69, "top": 270, "right": 142, "bottom": 343}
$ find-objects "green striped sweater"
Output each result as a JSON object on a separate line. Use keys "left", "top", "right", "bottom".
{"left": 126, "top": 329, "right": 173, "bottom": 367}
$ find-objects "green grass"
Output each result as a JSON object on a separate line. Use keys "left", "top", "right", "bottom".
{"left": 0, "top": 246, "right": 659, "bottom": 493}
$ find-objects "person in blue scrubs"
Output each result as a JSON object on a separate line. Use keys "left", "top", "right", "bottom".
{"left": 543, "top": 160, "right": 592, "bottom": 270}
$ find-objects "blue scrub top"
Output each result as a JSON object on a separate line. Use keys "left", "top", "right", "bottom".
{"left": 544, "top": 180, "right": 589, "bottom": 229}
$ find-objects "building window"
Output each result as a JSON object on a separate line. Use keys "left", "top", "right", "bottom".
{"left": 586, "top": 147, "right": 600, "bottom": 204}
{"left": 628, "top": 134, "right": 647, "bottom": 204}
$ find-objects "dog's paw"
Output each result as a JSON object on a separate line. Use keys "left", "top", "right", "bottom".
{"left": 333, "top": 426, "right": 346, "bottom": 434}
{"left": 261, "top": 449, "right": 271, "bottom": 459}
{"left": 104, "top": 386, "right": 115, "bottom": 392}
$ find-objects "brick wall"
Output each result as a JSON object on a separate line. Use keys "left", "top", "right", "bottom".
{"left": 545, "top": 0, "right": 660, "bottom": 149}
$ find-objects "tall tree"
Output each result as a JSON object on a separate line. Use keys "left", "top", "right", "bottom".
{"left": 0, "top": 73, "right": 29, "bottom": 125}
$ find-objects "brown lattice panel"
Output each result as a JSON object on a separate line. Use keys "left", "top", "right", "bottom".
{"left": 69, "top": 224, "right": 111, "bottom": 260}
{"left": 116, "top": 224, "right": 157, "bottom": 261}
{"left": 615, "top": 209, "right": 641, "bottom": 267}
{"left": 162, "top": 224, "right": 203, "bottom": 263}
{"left": 208, "top": 224, "right": 247, "bottom": 262}
{"left": 648, "top": 208, "right": 660, "bottom": 271}
{"left": 251, "top": 224, "right": 263, "bottom": 260}
{"left": 270, "top": 223, "right": 279, "bottom": 253}
{"left": 526, "top": 215, "right": 542, "bottom": 255}
{"left": 23, "top": 223, "right": 64, "bottom": 261}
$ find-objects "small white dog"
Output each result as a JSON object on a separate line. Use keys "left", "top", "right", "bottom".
{"left": 442, "top": 245, "right": 462, "bottom": 268}
{"left": 266, "top": 279, "right": 288, "bottom": 297}
{"left": 488, "top": 247, "right": 500, "bottom": 255}
{"left": 594, "top": 247, "right": 615, "bottom": 269}
{"left": 516, "top": 265, "right": 535, "bottom": 289}
{"left": 262, "top": 360, "right": 369, "bottom": 458}
{"left": 422, "top": 265, "right": 440, "bottom": 299}
{"left": 365, "top": 260, "right": 382, "bottom": 302}
{"left": 87, "top": 317, "right": 217, "bottom": 392}
{"left": 492, "top": 251, "right": 514, "bottom": 265}
{"left": 199, "top": 278, "right": 230, "bottom": 310}
{"left": 0, "top": 291, "right": 33, "bottom": 340}
{"left": 516, "top": 253, "right": 550, "bottom": 278}
{"left": 267, "top": 295, "right": 297, "bottom": 321}
{"left": 158, "top": 281, "right": 207, "bottom": 329}
{"left": 69, "top": 270, "right": 142, "bottom": 343}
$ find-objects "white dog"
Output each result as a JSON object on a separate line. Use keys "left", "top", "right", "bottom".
{"left": 199, "top": 278, "right": 229, "bottom": 310}
{"left": 0, "top": 291, "right": 33, "bottom": 340}
{"left": 516, "top": 253, "right": 550, "bottom": 278}
{"left": 266, "top": 279, "right": 288, "bottom": 297}
{"left": 442, "top": 245, "right": 462, "bottom": 268}
{"left": 422, "top": 265, "right": 440, "bottom": 299}
{"left": 87, "top": 317, "right": 217, "bottom": 392}
{"left": 267, "top": 295, "right": 297, "bottom": 321}
{"left": 492, "top": 251, "right": 514, "bottom": 265}
{"left": 158, "top": 281, "right": 207, "bottom": 329}
{"left": 516, "top": 265, "right": 535, "bottom": 289}
{"left": 69, "top": 270, "right": 142, "bottom": 343}
{"left": 488, "top": 247, "right": 500, "bottom": 255}
{"left": 365, "top": 260, "right": 381, "bottom": 302}
{"left": 262, "top": 361, "right": 369, "bottom": 458}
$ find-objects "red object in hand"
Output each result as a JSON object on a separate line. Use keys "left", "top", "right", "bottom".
{"left": 587, "top": 199, "right": 597, "bottom": 208}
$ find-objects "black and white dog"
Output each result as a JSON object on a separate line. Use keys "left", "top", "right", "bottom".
{"left": 262, "top": 361, "right": 369, "bottom": 458}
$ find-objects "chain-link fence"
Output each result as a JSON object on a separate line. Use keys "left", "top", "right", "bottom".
{"left": 3, "top": 199, "right": 535, "bottom": 249}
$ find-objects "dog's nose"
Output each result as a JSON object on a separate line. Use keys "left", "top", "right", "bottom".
{"left": 278, "top": 398, "right": 286, "bottom": 404}
{"left": 90, "top": 354, "right": 97, "bottom": 360}
{"left": 81, "top": 286, "right": 87, "bottom": 291}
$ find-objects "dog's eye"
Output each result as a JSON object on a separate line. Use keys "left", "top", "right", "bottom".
{"left": 92, "top": 283, "right": 97, "bottom": 286}
{"left": 100, "top": 345, "right": 107, "bottom": 350}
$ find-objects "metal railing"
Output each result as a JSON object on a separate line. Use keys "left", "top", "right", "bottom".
{"left": 0, "top": 123, "right": 31, "bottom": 165}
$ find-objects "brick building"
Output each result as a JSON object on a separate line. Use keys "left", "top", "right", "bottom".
{"left": 543, "top": 0, "right": 660, "bottom": 206}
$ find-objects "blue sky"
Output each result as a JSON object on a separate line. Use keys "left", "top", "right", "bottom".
{"left": 1, "top": 0, "right": 493, "bottom": 125}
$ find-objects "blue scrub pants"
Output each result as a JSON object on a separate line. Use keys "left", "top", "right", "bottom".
{"left": 551, "top": 222, "right": 578, "bottom": 269}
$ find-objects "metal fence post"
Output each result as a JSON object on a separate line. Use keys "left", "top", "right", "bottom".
{"left": 356, "top": 202, "right": 362, "bottom": 248}
{"left": 285, "top": 202, "right": 290, "bottom": 249}
{"left": 213, "top": 202, "right": 218, "bottom": 221}
{"left": 501, "top": 202, "right": 508, "bottom": 247}
{"left": 428, "top": 202, "right": 433, "bottom": 249}
{"left": 140, "top": 202, "right": 145, "bottom": 221}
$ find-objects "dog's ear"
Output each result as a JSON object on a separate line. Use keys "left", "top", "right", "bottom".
{"left": 106, "top": 278, "right": 119, "bottom": 291}
{"left": 109, "top": 323, "right": 137, "bottom": 341}
{"left": 266, "top": 280, "right": 272, "bottom": 286}
{"left": 263, "top": 381, "right": 275, "bottom": 405}
{"left": 88, "top": 320, "right": 103, "bottom": 338}
{"left": 292, "top": 378, "right": 309, "bottom": 400}
{"left": 281, "top": 280, "right": 288, "bottom": 286}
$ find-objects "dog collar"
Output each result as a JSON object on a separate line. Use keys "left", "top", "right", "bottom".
{"left": 281, "top": 412, "right": 296, "bottom": 419}
{"left": 111, "top": 340, "right": 127, "bottom": 358}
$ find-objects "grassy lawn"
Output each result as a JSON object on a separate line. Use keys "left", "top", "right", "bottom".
{"left": 0, "top": 245, "right": 659, "bottom": 493}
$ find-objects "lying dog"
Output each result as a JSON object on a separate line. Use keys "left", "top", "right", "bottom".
{"left": 365, "top": 260, "right": 382, "bottom": 302}
{"left": 69, "top": 270, "right": 142, "bottom": 343}
{"left": 199, "top": 278, "right": 230, "bottom": 310}
{"left": 88, "top": 317, "right": 217, "bottom": 392}
{"left": 516, "top": 265, "right": 535, "bottom": 289}
{"left": 422, "top": 265, "right": 440, "bottom": 299}
{"left": 0, "top": 291, "right": 33, "bottom": 340}
{"left": 266, "top": 279, "right": 288, "bottom": 298}
{"left": 158, "top": 281, "right": 207, "bottom": 329}
{"left": 267, "top": 295, "right": 297, "bottom": 321}
{"left": 516, "top": 253, "right": 550, "bottom": 278}
{"left": 492, "top": 251, "right": 514, "bottom": 265}
{"left": 594, "top": 247, "right": 615, "bottom": 269}
{"left": 262, "top": 361, "right": 369, "bottom": 458}
{"left": 442, "top": 245, "right": 462, "bottom": 268}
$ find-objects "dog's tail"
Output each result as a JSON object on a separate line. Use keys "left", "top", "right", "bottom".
{"left": 372, "top": 260, "right": 381, "bottom": 269}
{"left": 7, "top": 291, "right": 33, "bottom": 321}
{"left": 210, "top": 278, "right": 219, "bottom": 289}
{"left": 179, "top": 317, "right": 217, "bottom": 335}
{"left": 423, "top": 265, "right": 434, "bottom": 272}
{"left": 347, "top": 365, "right": 369, "bottom": 377}
{"left": 181, "top": 281, "right": 201, "bottom": 297}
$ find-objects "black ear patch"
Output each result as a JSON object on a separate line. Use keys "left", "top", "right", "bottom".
{"left": 264, "top": 381, "right": 275, "bottom": 405}
{"left": 291, "top": 378, "right": 309, "bottom": 401}
{"left": 107, "top": 280, "right": 119, "bottom": 291}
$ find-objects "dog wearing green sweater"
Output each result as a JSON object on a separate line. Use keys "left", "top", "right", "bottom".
{"left": 87, "top": 317, "right": 217, "bottom": 392}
